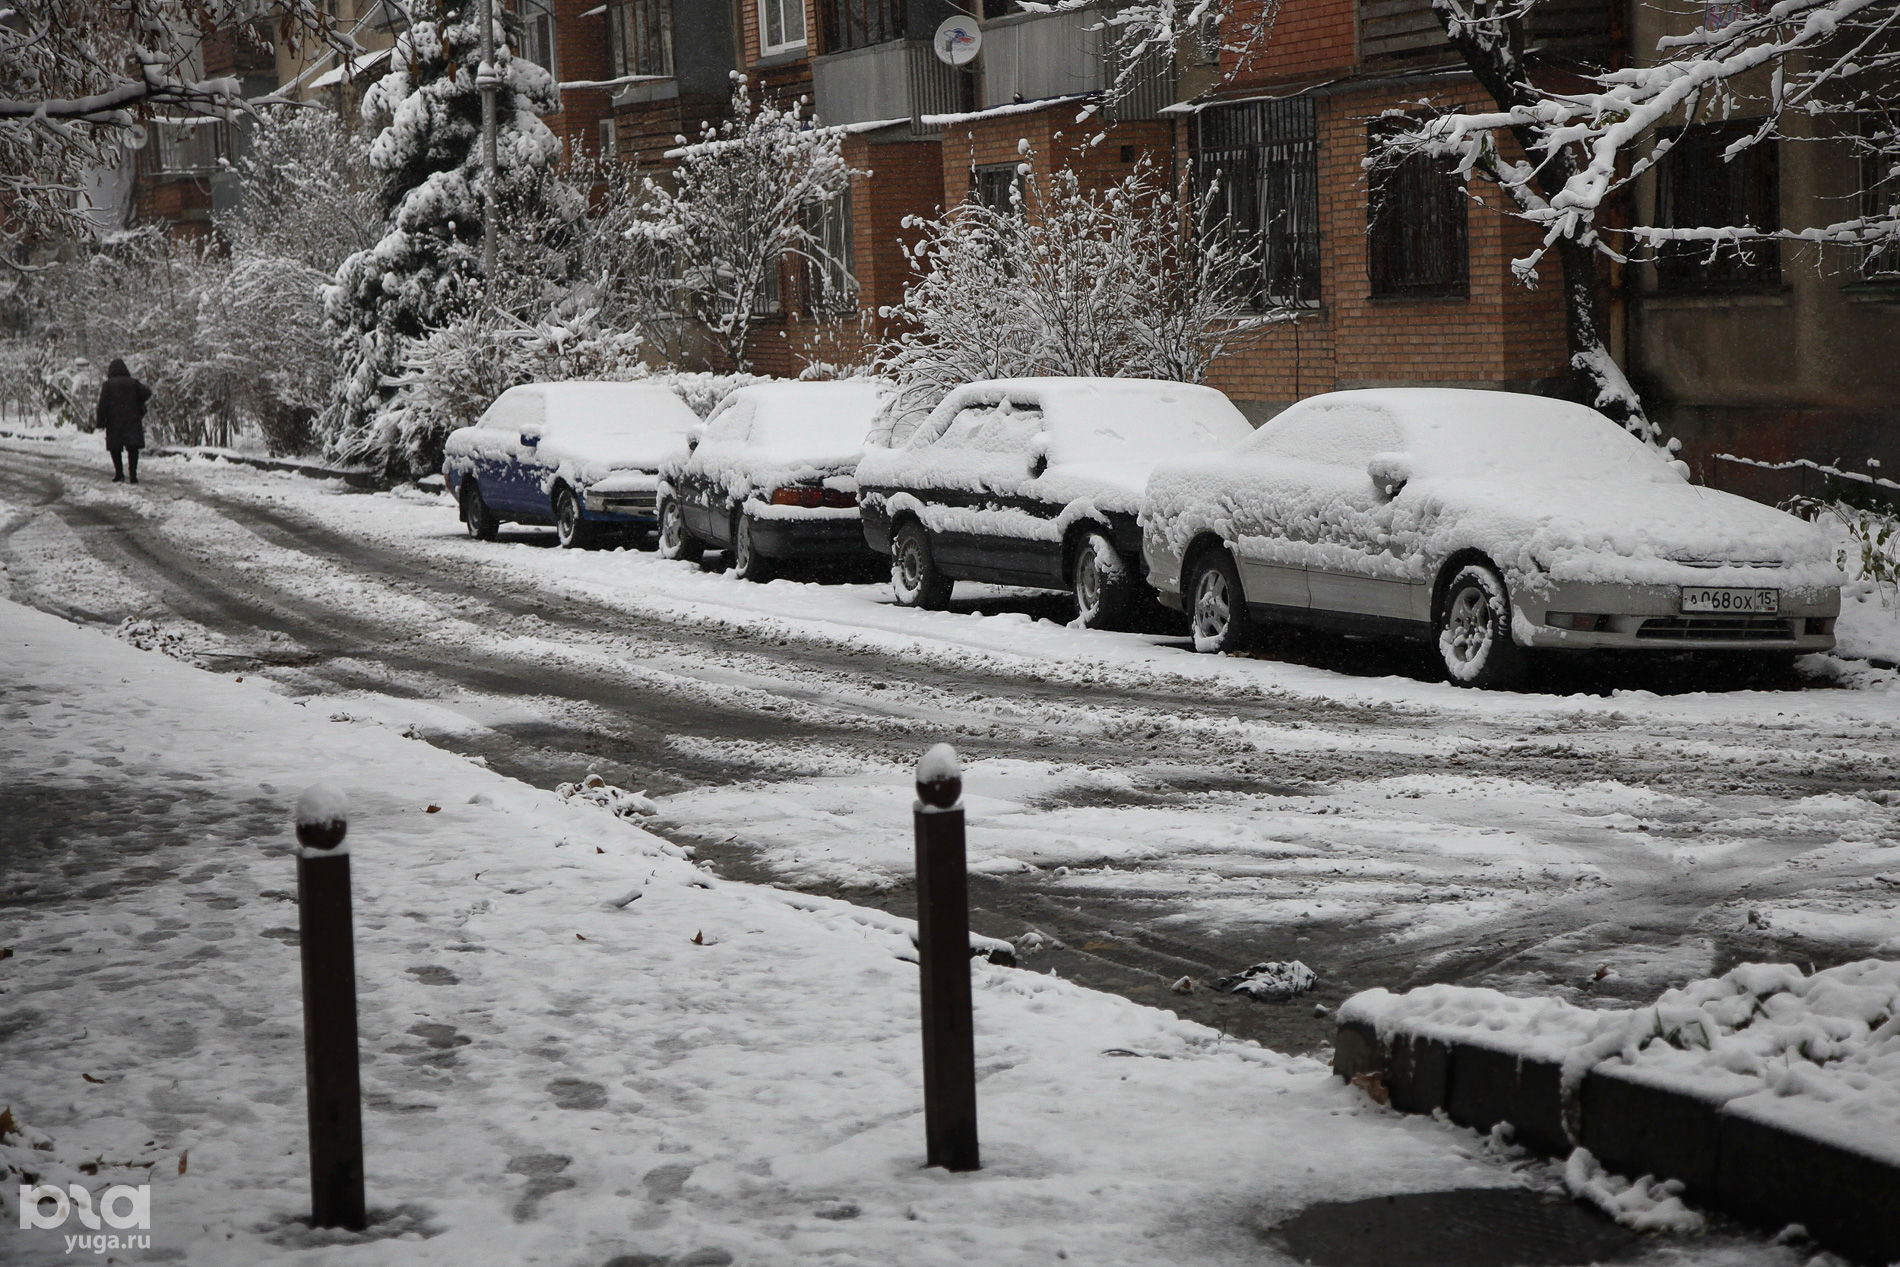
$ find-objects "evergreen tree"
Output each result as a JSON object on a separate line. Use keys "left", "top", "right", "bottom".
{"left": 321, "top": 0, "right": 562, "bottom": 480}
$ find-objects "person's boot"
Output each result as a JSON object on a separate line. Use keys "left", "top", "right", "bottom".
{"left": 110, "top": 452, "right": 124, "bottom": 482}
{"left": 127, "top": 453, "right": 139, "bottom": 485}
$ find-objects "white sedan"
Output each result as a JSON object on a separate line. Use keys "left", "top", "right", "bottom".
{"left": 1142, "top": 388, "right": 1843, "bottom": 688}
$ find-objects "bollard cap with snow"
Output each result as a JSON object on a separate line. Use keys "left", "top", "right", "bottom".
{"left": 294, "top": 783, "right": 350, "bottom": 858}
{"left": 915, "top": 743, "right": 962, "bottom": 811}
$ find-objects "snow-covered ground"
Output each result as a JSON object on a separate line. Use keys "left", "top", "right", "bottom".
{"left": 0, "top": 595, "right": 1809, "bottom": 1267}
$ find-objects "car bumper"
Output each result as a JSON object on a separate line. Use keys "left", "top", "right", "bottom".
{"left": 585, "top": 490, "right": 658, "bottom": 525}
{"left": 745, "top": 514, "right": 874, "bottom": 560}
{"left": 1516, "top": 578, "right": 1840, "bottom": 652}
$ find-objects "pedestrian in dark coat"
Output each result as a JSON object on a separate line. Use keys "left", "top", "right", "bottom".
{"left": 96, "top": 358, "right": 152, "bottom": 484}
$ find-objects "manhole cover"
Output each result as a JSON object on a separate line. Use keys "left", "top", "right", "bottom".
{"left": 1269, "top": 1188, "right": 1639, "bottom": 1267}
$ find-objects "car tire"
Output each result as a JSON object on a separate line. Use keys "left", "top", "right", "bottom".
{"left": 1187, "top": 548, "right": 1253, "bottom": 654}
{"left": 461, "top": 478, "right": 498, "bottom": 542}
{"left": 891, "top": 520, "right": 953, "bottom": 610}
{"left": 1436, "top": 562, "right": 1526, "bottom": 689}
{"left": 1071, "top": 530, "right": 1133, "bottom": 630}
{"left": 657, "top": 495, "right": 702, "bottom": 563}
{"left": 732, "top": 513, "right": 775, "bottom": 583}
{"left": 553, "top": 485, "right": 595, "bottom": 550}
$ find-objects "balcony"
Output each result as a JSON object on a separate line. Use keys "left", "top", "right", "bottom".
{"left": 1358, "top": 0, "right": 1611, "bottom": 64}
{"left": 811, "top": 38, "right": 966, "bottom": 131}
{"left": 980, "top": 7, "right": 1170, "bottom": 121}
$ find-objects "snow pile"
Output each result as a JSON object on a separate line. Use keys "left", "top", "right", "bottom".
{"left": 1215, "top": 960, "right": 1318, "bottom": 1001}
{"left": 1343, "top": 958, "right": 1900, "bottom": 1166}
{"left": 857, "top": 378, "right": 1254, "bottom": 531}
{"left": 555, "top": 772, "right": 658, "bottom": 819}
{"left": 1145, "top": 389, "right": 1842, "bottom": 593}
{"left": 1562, "top": 1148, "right": 1706, "bottom": 1234}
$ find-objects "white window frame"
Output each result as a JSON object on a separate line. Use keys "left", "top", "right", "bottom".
{"left": 760, "top": 0, "right": 806, "bottom": 55}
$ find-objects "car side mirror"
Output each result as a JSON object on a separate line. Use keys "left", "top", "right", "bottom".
{"left": 1028, "top": 452, "right": 1048, "bottom": 479}
{"left": 686, "top": 428, "right": 702, "bottom": 453}
{"left": 519, "top": 426, "right": 541, "bottom": 448}
{"left": 1368, "top": 452, "right": 1411, "bottom": 499}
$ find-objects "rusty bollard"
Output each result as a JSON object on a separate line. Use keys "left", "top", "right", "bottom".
{"left": 294, "top": 784, "right": 367, "bottom": 1230}
{"left": 913, "top": 744, "right": 979, "bottom": 1171}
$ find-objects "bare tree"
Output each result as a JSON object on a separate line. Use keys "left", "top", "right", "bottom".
{"left": 630, "top": 76, "right": 856, "bottom": 373}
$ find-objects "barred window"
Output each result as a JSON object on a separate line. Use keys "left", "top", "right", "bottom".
{"left": 1860, "top": 116, "right": 1898, "bottom": 280}
{"left": 153, "top": 119, "right": 229, "bottom": 174}
{"left": 1655, "top": 121, "right": 1780, "bottom": 290}
{"left": 803, "top": 191, "right": 858, "bottom": 316}
{"left": 971, "top": 163, "right": 1020, "bottom": 215}
{"left": 608, "top": 0, "right": 674, "bottom": 79}
{"left": 1366, "top": 116, "right": 1468, "bottom": 298}
{"left": 1195, "top": 96, "right": 1321, "bottom": 310}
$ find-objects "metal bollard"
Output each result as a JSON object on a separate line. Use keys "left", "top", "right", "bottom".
{"left": 913, "top": 744, "right": 979, "bottom": 1172}
{"left": 294, "top": 784, "right": 367, "bottom": 1231}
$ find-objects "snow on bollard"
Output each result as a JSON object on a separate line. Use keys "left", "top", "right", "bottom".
{"left": 913, "top": 744, "right": 979, "bottom": 1172}
{"left": 293, "top": 783, "right": 366, "bottom": 1231}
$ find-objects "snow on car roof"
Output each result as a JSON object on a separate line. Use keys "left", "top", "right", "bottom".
{"left": 520, "top": 381, "right": 701, "bottom": 438}
{"left": 918, "top": 378, "right": 1255, "bottom": 460}
{"left": 724, "top": 381, "right": 886, "bottom": 457}
{"left": 1257, "top": 389, "right": 1677, "bottom": 483}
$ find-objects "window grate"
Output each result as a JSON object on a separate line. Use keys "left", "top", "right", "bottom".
{"left": 1194, "top": 96, "right": 1321, "bottom": 309}
{"left": 1654, "top": 121, "right": 1780, "bottom": 290}
{"left": 608, "top": 0, "right": 673, "bottom": 79}
{"left": 821, "top": 0, "right": 903, "bottom": 53}
{"left": 1366, "top": 115, "right": 1469, "bottom": 298}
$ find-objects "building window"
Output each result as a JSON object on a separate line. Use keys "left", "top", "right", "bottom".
{"left": 971, "top": 163, "right": 1020, "bottom": 215}
{"left": 803, "top": 191, "right": 857, "bottom": 316}
{"left": 608, "top": 0, "right": 674, "bottom": 78}
{"left": 1654, "top": 121, "right": 1780, "bottom": 290}
{"left": 761, "top": 0, "right": 807, "bottom": 54}
{"left": 1860, "top": 118, "right": 1898, "bottom": 280}
{"left": 1366, "top": 116, "right": 1468, "bottom": 298}
{"left": 599, "top": 118, "right": 618, "bottom": 161}
{"left": 820, "top": 0, "right": 901, "bottom": 54}
{"left": 509, "top": 0, "right": 558, "bottom": 78}
{"left": 1196, "top": 96, "right": 1321, "bottom": 309}
{"left": 153, "top": 119, "right": 229, "bottom": 175}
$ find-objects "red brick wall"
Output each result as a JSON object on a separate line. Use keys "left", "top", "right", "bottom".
{"left": 545, "top": 0, "right": 613, "bottom": 161}
{"left": 1222, "top": 0, "right": 1357, "bottom": 92}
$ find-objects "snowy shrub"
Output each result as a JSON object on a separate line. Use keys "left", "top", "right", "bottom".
{"left": 1790, "top": 495, "right": 1900, "bottom": 602}
{"left": 321, "top": 0, "right": 567, "bottom": 480}
{"left": 630, "top": 76, "right": 856, "bottom": 373}
{"left": 875, "top": 150, "right": 1272, "bottom": 440}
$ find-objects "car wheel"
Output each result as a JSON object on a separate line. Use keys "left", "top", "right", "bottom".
{"left": 1071, "top": 530, "right": 1133, "bottom": 630}
{"left": 657, "top": 495, "right": 702, "bottom": 563}
{"left": 553, "top": 485, "right": 595, "bottom": 549}
{"left": 731, "top": 513, "right": 774, "bottom": 583}
{"left": 461, "top": 478, "right": 498, "bottom": 542}
{"left": 891, "top": 520, "right": 953, "bottom": 609}
{"left": 1437, "top": 562, "right": 1526, "bottom": 689}
{"left": 1187, "top": 549, "right": 1253, "bottom": 654}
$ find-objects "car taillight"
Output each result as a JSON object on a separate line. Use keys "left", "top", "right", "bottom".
{"left": 770, "top": 486, "right": 825, "bottom": 508}
{"left": 821, "top": 488, "right": 857, "bottom": 509}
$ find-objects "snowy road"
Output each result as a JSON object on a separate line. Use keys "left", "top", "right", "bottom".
{"left": 5, "top": 437, "right": 1900, "bottom": 1054}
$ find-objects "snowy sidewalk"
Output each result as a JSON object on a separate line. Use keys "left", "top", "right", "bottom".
{"left": 0, "top": 595, "right": 1536, "bottom": 1267}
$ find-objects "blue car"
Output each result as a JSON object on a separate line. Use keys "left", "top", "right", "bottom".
{"left": 443, "top": 382, "right": 701, "bottom": 548}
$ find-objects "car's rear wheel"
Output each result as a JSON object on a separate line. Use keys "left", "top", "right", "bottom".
{"left": 1437, "top": 563, "right": 1525, "bottom": 689}
{"left": 553, "top": 485, "right": 595, "bottom": 549}
{"left": 1187, "top": 549, "right": 1253, "bottom": 654}
{"left": 891, "top": 521, "right": 952, "bottom": 609}
{"left": 461, "top": 478, "right": 498, "bottom": 541}
{"left": 1071, "top": 530, "right": 1133, "bottom": 630}
{"left": 657, "top": 495, "right": 701, "bottom": 563}
{"left": 732, "top": 513, "right": 774, "bottom": 583}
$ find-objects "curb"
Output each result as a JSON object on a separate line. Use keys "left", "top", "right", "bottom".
{"left": 148, "top": 447, "right": 387, "bottom": 490}
{"left": 1334, "top": 1019, "right": 1900, "bottom": 1265}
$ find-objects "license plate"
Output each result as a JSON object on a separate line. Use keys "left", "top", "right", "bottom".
{"left": 1681, "top": 586, "right": 1779, "bottom": 614}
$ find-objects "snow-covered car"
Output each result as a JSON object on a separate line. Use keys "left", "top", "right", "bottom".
{"left": 443, "top": 381, "right": 700, "bottom": 548}
{"left": 856, "top": 378, "right": 1257, "bottom": 626}
{"left": 656, "top": 381, "right": 886, "bottom": 582}
{"left": 1142, "top": 388, "right": 1844, "bottom": 688}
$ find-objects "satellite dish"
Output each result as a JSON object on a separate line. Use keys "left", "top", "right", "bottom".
{"left": 933, "top": 14, "right": 982, "bottom": 66}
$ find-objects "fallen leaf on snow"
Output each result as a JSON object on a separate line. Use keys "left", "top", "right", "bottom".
{"left": 81, "top": 1073, "right": 105, "bottom": 1084}
{"left": 425, "top": 805, "right": 441, "bottom": 814}
{"left": 1351, "top": 1071, "right": 1389, "bottom": 1106}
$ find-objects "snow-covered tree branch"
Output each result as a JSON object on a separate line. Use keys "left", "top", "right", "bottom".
{"left": 0, "top": 0, "right": 351, "bottom": 255}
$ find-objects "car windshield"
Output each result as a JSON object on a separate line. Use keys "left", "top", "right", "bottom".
{"left": 746, "top": 384, "right": 884, "bottom": 457}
